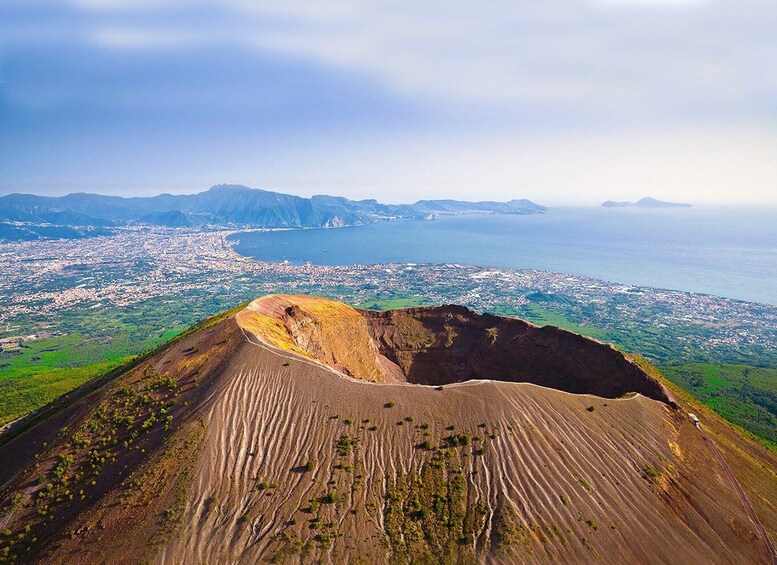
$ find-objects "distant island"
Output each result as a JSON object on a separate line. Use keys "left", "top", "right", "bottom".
{"left": 602, "top": 197, "right": 691, "bottom": 208}
{"left": 0, "top": 184, "right": 545, "bottom": 241}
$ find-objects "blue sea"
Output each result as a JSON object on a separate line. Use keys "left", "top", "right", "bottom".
{"left": 228, "top": 206, "right": 777, "bottom": 305}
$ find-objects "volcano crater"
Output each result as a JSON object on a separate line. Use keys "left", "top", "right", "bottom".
{"left": 239, "top": 295, "right": 674, "bottom": 404}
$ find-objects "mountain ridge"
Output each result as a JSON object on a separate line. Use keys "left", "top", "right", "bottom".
{"left": 602, "top": 197, "right": 692, "bottom": 208}
{"left": 0, "top": 185, "right": 545, "bottom": 240}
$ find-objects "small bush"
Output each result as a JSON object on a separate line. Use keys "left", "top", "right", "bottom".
{"left": 336, "top": 435, "right": 357, "bottom": 457}
{"left": 444, "top": 434, "right": 470, "bottom": 447}
{"left": 642, "top": 465, "right": 661, "bottom": 482}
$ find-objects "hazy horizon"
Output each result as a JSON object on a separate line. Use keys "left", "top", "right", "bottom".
{"left": 2, "top": 1, "right": 776, "bottom": 205}
{"left": 5, "top": 182, "right": 777, "bottom": 208}
{"left": 4, "top": 182, "right": 777, "bottom": 208}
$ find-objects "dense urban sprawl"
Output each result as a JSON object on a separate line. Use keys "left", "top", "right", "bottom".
{"left": 1, "top": 227, "right": 774, "bottom": 367}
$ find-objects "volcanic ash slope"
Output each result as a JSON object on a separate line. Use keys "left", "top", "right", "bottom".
{"left": 0, "top": 294, "right": 775, "bottom": 565}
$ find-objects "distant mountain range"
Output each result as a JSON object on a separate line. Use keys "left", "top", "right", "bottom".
{"left": 602, "top": 197, "right": 691, "bottom": 208}
{"left": 0, "top": 184, "right": 545, "bottom": 241}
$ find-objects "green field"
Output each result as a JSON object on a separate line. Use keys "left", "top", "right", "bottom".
{"left": 355, "top": 296, "right": 433, "bottom": 310}
{"left": 660, "top": 364, "right": 777, "bottom": 449}
{"left": 0, "top": 333, "right": 133, "bottom": 425}
{"left": 0, "top": 309, "right": 192, "bottom": 426}
{"left": 0, "top": 298, "right": 253, "bottom": 427}
{"left": 0, "top": 359, "right": 131, "bottom": 426}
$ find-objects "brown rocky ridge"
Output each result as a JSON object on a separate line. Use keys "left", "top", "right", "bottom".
{"left": 0, "top": 294, "right": 775, "bottom": 564}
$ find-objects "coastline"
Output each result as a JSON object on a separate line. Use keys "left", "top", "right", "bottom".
{"left": 225, "top": 208, "right": 777, "bottom": 306}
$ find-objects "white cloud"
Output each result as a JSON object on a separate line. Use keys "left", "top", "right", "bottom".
{"left": 592, "top": 0, "right": 707, "bottom": 6}
{"left": 230, "top": 0, "right": 777, "bottom": 121}
{"left": 47, "top": 0, "right": 777, "bottom": 123}
{"left": 90, "top": 27, "right": 193, "bottom": 49}
{"left": 68, "top": 0, "right": 182, "bottom": 10}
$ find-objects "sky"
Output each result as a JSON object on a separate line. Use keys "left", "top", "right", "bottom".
{"left": 1, "top": 0, "right": 776, "bottom": 205}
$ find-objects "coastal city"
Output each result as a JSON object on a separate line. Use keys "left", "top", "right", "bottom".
{"left": 1, "top": 226, "right": 774, "bottom": 367}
